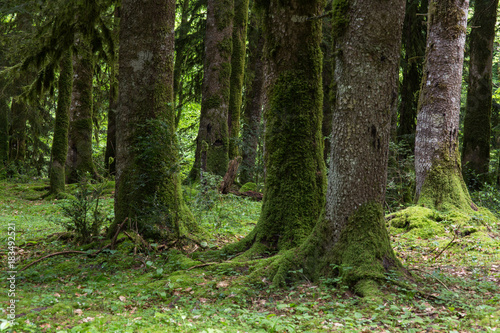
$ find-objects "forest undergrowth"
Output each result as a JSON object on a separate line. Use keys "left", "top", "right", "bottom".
{"left": 0, "top": 178, "right": 499, "bottom": 332}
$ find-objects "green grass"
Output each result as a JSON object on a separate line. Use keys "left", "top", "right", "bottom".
{"left": 0, "top": 179, "right": 499, "bottom": 332}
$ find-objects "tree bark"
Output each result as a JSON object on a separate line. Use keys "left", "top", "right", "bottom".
{"left": 228, "top": 0, "right": 249, "bottom": 159}
{"left": 8, "top": 99, "right": 27, "bottom": 162}
{"left": 66, "top": 36, "right": 98, "bottom": 183}
{"left": 189, "top": 0, "right": 234, "bottom": 180}
{"left": 461, "top": 0, "right": 499, "bottom": 187}
{"left": 111, "top": 0, "right": 195, "bottom": 239}
{"left": 49, "top": 50, "right": 73, "bottom": 195}
{"left": 239, "top": 8, "right": 264, "bottom": 185}
{"left": 414, "top": 0, "right": 476, "bottom": 211}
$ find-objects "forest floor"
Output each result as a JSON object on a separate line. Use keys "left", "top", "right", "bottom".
{"left": 0, "top": 178, "right": 499, "bottom": 333}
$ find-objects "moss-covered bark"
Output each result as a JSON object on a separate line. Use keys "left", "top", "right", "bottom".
{"left": 461, "top": 0, "right": 499, "bottom": 187}
{"left": 8, "top": 99, "right": 27, "bottom": 162}
{"left": 397, "top": 0, "right": 428, "bottom": 150}
{"left": 0, "top": 91, "right": 8, "bottom": 165}
{"left": 415, "top": 0, "right": 472, "bottom": 211}
{"left": 321, "top": 3, "right": 334, "bottom": 165}
{"left": 227, "top": 0, "right": 249, "bottom": 159}
{"left": 111, "top": 0, "right": 196, "bottom": 239}
{"left": 66, "top": 36, "right": 98, "bottom": 183}
{"left": 240, "top": 7, "right": 264, "bottom": 185}
{"left": 189, "top": 0, "right": 234, "bottom": 180}
{"left": 224, "top": 0, "right": 327, "bottom": 254}
{"left": 49, "top": 50, "right": 73, "bottom": 195}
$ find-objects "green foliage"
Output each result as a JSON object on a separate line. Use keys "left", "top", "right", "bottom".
{"left": 386, "top": 140, "right": 416, "bottom": 212}
{"left": 53, "top": 176, "right": 112, "bottom": 243}
{"left": 470, "top": 182, "right": 500, "bottom": 218}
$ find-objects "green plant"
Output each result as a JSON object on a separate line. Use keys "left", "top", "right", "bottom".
{"left": 53, "top": 176, "right": 112, "bottom": 243}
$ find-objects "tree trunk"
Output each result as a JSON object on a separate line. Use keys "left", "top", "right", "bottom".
{"left": 239, "top": 8, "right": 264, "bottom": 185}
{"left": 8, "top": 99, "right": 27, "bottom": 162}
{"left": 49, "top": 50, "right": 73, "bottom": 195}
{"left": 397, "top": 0, "right": 428, "bottom": 150}
{"left": 229, "top": 0, "right": 327, "bottom": 254}
{"left": 66, "top": 36, "right": 98, "bottom": 183}
{"left": 270, "top": 0, "right": 406, "bottom": 296}
{"left": 111, "top": 0, "right": 195, "bottom": 239}
{"left": 414, "top": 0, "right": 476, "bottom": 211}
{"left": 228, "top": 0, "right": 249, "bottom": 159}
{"left": 321, "top": 7, "right": 334, "bottom": 165}
{"left": 189, "top": 0, "right": 234, "bottom": 180}
{"left": 461, "top": 0, "right": 499, "bottom": 188}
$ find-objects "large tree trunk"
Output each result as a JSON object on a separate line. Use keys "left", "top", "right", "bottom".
{"left": 268, "top": 0, "right": 406, "bottom": 296}
{"left": 111, "top": 0, "right": 195, "bottom": 239}
{"left": 414, "top": 0, "right": 476, "bottom": 211}
{"left": 66, "top": 36, "right": 98, "bottom": 183}
{"left": 239, "top": 8, "right": 264, "bottom": 185}
{"left": 189, "top": 0, "right": 234, "bottom": 180}
{"left": 227, "top": 0, "right": 327, "bottom": 254}
{"left": 49, "top": 50, "right": 73, "bottom": 195}
{"left": 461, "top": 0, "right": 499, "bottom": 188}
{"left": 227, "top": 0, "right": 249, "bottom": 160}
{"left": 397, "top": 0, "right": 428, "bottom": 150}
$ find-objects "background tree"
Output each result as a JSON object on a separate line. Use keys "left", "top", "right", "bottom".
{"left": 397, "top": 0, "right": 428, "bottom": 150}
{"left": 461, "top": 0, "right": 499, "bottom": 188}
{"left": 414, "top": 0, "right": 475, "bottom": 211}
{"left": 228, "top": 0, "right": 249, "bottom": 159}
{"left": 239, "top": 5, "right": 264, "bottom": 185}
{"left": 112, "top": 0, "right": 195, "bottom": 238}
{"left": 188, "top": 0, "right": 234, "bottom": 180}
{"left": 48, "top": 50, "right": 72, "bottom": 195}
{"left": 66, "top": 36, "right": 98, "bottom": 183}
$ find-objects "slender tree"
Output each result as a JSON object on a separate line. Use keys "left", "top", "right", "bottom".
{"left": 49, "top": 50, "right": 73, "bottom": 194}
{"left": 414, "top": 0, "right": 475, "bottom": 211}
{"left": 228, "top": 0, "right": 249, "bottom": 159}
{"left": 461, "top": 0, "right": 499, "bottom": 187}
{"left": 397, "top": 0, "right": 428, "bottom": 150}
{"left": 112, "top": 0, "right": 195, "bottom": 238}
{"left": 239, "top": 6, "right": 264, "bottom": 185}
{"left": 188, "top": 0, "right": 234, "bottom": 180}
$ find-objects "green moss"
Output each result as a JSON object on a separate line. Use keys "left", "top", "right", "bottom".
{"left": 239, "top": 182, "right": 257, "bottom": 192}
{"left": 332, "top": 0, "right": 349, "bottom": 40}
{"left": 215, "top": 0, "right": 234, "bottom": 31}
{"left": 202, "top": 96, "right": 221, "bottom": 110}
{"left": 417, "top": 153, "right": 476, "bottom": 212}
{"left": 217, "top": 37, "right": 233, "bottom": 57}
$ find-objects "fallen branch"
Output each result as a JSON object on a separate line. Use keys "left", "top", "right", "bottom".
{"left": 111, "top": 217, "right": 128, "bottom": 250}
{"left": 433, "top": 232, "right": 457, "bottom": 260}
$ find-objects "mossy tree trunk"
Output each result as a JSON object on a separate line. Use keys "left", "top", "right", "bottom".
{"left": 268, "top": 0, "right": 406, "bottom": 296}
{"left": 0, "top": 97, "right": 8, "bottom": 165}
{"left": 230, "top": 0, "right": 327, "bottom": 253}
{"left": 227, "top": 0, "right": 249, "bottom": 160}
{"left": 461, "top": 0, "right": 499, "bottom": 188}
{"left": 189, "top": 0, "right": 234, "bottom": 180}
{"left": 239, "top": 7, "right": 264, "bottom": 185}
{"left": 105, "top": 8, "right": 119, "bottom": 177}
{"left": 173, "top": 0, "right": 190, "bottom": 129}
{"left": 414, "top": 0, "right": 476, "bottom": 211}
{"left": 66, "top": 36, "right": 98, "bottom": 183}
{"left": 111, "top": 0, "right": 195, "bottom": 239}
{"left": 8, "top": 97, "right": 27, "bottom": 162}
{"left": 397, "top": 0, "right": 428, "bottom": 150}
{"left": 49, "top": 50, "right": 73, "bottom": 195}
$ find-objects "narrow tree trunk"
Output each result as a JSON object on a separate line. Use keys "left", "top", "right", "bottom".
{"left": 189, "top": 0, "right": 234, "bottom": 180}
{"left": 397, "top": 0, "right": 428, "bottom": 150}
{"left": 321, "top": 9, "right": 334, "bottom": 164}
{"left": 228, "top": 0, "right": 249, "bottom": 159}
{"left": 49, "top": 50, "right": 73, "bottom": 195}
{"left": 8, "top": 99, "right": 27, "bottom": 162}
{"left": 414, "top": 0, "right": 475, "bottom": 211}
{"left": 66, "top": 36, "right": 98, "bottom": 183}
{"left": 461, "top": 0, "right": 499, "bottom": 187}
{"left": 112, "top": 0, "right": 195, "bottom": 238}
{"left": 239, "top": 9, "right": 264, "bottom": 185}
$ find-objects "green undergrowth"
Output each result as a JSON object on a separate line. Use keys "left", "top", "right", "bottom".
{"left": 0, "top": 179, "right": 499, "bottom": 332}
